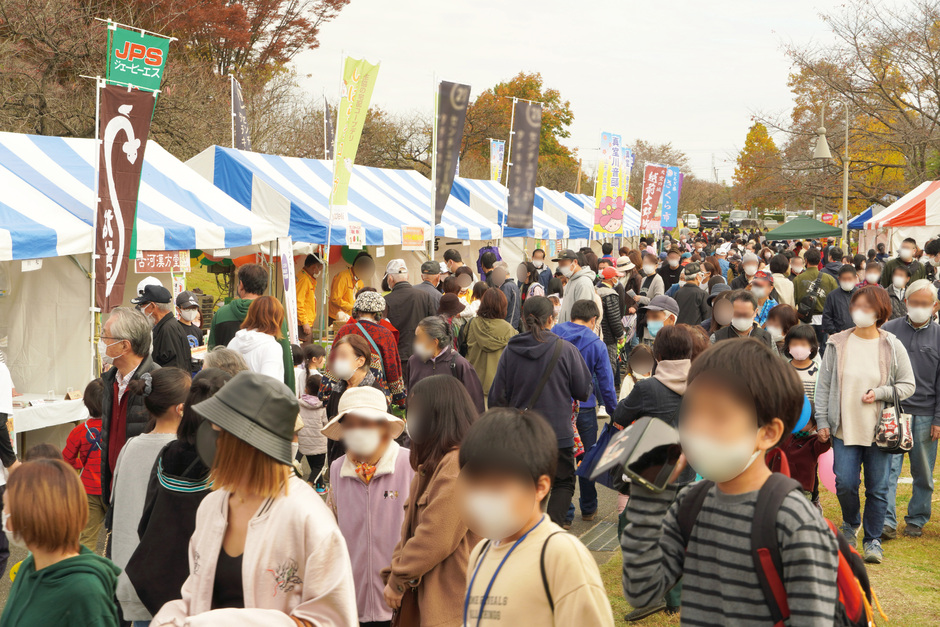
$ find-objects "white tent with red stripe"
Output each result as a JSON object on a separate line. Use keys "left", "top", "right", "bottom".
{"left": 864, "top": 181, "right": 940, "bottom": 228}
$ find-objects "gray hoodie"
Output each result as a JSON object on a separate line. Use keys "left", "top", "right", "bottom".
{"left": 558, "top": 267, "right": 597, "bottom": 323}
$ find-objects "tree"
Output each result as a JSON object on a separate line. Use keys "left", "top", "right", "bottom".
{"left": 733, "top": 123, "right": 783, "bottom": 212}
{"left": 460, "top": 71, "right": 586, "bottom": 191}
{"left": 625, "top": 140, "right": 690, "bottom": 209}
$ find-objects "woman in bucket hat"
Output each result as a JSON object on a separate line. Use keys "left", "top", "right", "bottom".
{"left": 152, "top": 371, "right": 357, "bottom": 627}
{"left": 322, "top": 387, "right": 414, "bottom": 626}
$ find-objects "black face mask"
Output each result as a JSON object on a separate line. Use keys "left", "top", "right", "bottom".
{"left": 196, "top": 420, "right": 221, "bottom": 468}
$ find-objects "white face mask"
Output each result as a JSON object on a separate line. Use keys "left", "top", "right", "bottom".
{"left": 680, "top": 430, "right": 762, "bottom": 483}
{"left": 462, "top": 490, "right": 527, "bottom": 541}
{"left": 908, "top": 306, "right": 934, "bottom": 325}
{"left": 342, "top": 428, "right": 382, "bottom": 459}
{"left": 840, "top": 281, "right": 856, "bottom": 292}
{"left": 893, "top": 276, "right": 907, "bottom": 290}
{"left": 668, "top": 259, "right": 680, "bottom": 269}
{"left": 98, "top": 338, "right": 119, "bottom": 367}
{"left": 866, "top": 273, "right": 881, "bottom": 284}
{"left": 642, "top": 264, "right": 657, "bottom": 275}
{"left": 744, "top": 265, "right": 757, "bottom": 276}
{"left": 678, "top": 280, "right": 687, "bottom": 288}
{"left": 899, "top": 248, "right": 914, "bottom": 261}
{"left": 788, "top": 345, "right": 812, "bottom": 361}
{"left": 765, "top": 325, "right": 783, "bottom": 341}
{"left": 790, "top": 265, "right": 804, "bottom": 275}
{"left": 2, "top": 512, "right": 25, "bottom": 549}
{"left": 929, "top": 256, "right": 940, "bottom": 267}
{"left": 331, "top": 358, "right": 358, "bottom": 381}
{"left": 732, "top": 317, "right": 753, "bottom": 332}
{"left": 559, "top": 264, "right": 573, "bottom": 278}
{"left": 851, "top": 309, "right": 877, "bottom": 328}
{"left": 751, "top": 286, "right": 766, "bottom": 300}
{"left": 180, "top": 308, "right": 199, "bottom": 322}
{"left": 413, "top": 342, "right": 436, "bottom": 362}
{"left": 291, "top": 441, "right": 299, "bottom": 461}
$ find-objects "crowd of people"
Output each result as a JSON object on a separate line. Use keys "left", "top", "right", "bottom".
{"left": 0, "top": 227, "right": 938, "bottom": 626}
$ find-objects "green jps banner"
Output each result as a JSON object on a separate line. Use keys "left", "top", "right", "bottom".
{"left": 107, "top": 27, "right": 169, "bottom": 92}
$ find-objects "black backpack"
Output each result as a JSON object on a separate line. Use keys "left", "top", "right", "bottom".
{"left": 797, "top": 274, "right": 824, "bottom": 323}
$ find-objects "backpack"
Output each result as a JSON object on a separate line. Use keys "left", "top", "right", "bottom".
{"left": 676, "top": 467, "right": 885, "bottom": 627}
{"left": 797, "top": 274, "right": 824, "bottom": 322}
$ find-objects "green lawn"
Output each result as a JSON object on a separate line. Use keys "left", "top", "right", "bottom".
{"left": 602, "top": 457, "right": 940, "bottom": 626}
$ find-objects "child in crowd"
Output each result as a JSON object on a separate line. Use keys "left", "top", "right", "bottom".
{"left": 780, "top": 402, "right": 830, "bottom": 512}
{"left": 62, "top": 378, "right": 106, "bottom": 551}
{"left": 618, "top": 345, "right": 654, "bottom": 402}
{"left": 322, "top": 386, "right": 413, "bottom": 626}
{"left": 622, "top": 339, "right": 838, "bottom": 624}
{"left": 111, "top": 368, "right": 190, "bottom": 627}
{"left": 303, "top": 344, "right": 327, "bottom": 391}
{"left": 299, "top": 373, "right": 329, "bottom": 493}
{"left": 459, "top": 407, "right": 614, "bottom": 626}
{"left": 291, "top": 343, "right": 305, "bottom": 398}
{"left": 784, "top": 324, "right": 820, "bottom": 402}
{"left": 23, "top": 443, "right": 61, "bottom": 461}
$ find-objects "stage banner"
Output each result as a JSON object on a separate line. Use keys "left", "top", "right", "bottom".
{"left": 107, "top": 26, "right": 169, "bottom": 92}
{"left": 278, "top": 237, "right": 298, "bottom": 345}
{"left": 506, "top": 100, "right": 542, "bottom": 229}
{"left": 639, "top": 164, "right": 667, "bottom": 231}
{"left": 95, "top": 84, "right": 156, "bottom": 312}
{"left": 489, "top": 139, "right": 505, "bottom": 181}
{"left": 434, "top": 81, "right": 471, "bottom": 224}
{"left": 660, "top": 166, "right": 683, "bottom": 229}
{"left": 330, "top": 57, "right": 380, "bottom": 222}
{"left": 593, "top": 132, "right": 629, "bottom": 234}
{"left": 231, "top": 76, "right": 252, "bottom": 150}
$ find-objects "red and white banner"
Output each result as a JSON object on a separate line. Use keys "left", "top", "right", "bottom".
{"left": 639, "top": 164, "right": 667, "bottom": 231}
{"left": 95, "top": 84, "right": 155, "bottom": 312}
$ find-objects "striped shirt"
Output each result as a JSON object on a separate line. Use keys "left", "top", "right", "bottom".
{"left": 622, "top": 481, "right": 838, "bottom": 626}
{"left": 792, "top": 361, "right": 820, "bottom": 403}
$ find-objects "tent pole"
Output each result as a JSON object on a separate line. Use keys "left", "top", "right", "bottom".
{"left": 502, "top": 97, "right": 517, "bottom": 187}
{"left": 429, "top": 74, "right": 437, "bottom": 261}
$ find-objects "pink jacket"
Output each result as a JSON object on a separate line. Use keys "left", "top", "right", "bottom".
{"left": 153, "top": 476, "right": 357, "bottom": 627}
{"left": 329, "top": 441, "right": 414, "bottom": 623}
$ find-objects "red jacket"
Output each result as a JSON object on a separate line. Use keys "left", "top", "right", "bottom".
{"left": 63, "top": 417, "right": 103, "bottom": 495}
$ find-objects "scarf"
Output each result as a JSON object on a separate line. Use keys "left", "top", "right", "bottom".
{"left": 355, "top": 460, "right": 377, "bottom": 484}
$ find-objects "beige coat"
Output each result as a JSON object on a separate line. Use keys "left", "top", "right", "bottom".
{"left": 772, "top": 272, "right": 795, "bottom": 306}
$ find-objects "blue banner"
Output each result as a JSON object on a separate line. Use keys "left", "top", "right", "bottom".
{"left": 660, "top": 165, "right": 682, "bottom": 229}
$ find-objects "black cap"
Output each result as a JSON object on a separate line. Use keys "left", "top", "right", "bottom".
{"left": 176, "top": 290, "right": 199, "bottom": 309}
{"left": 552, "top": 249, "right": 584, "bottom": 263}
{"left": 131, "top": 284, "right": 172, "bottom": 305}
{"left": 420, "top": 260, "right": 441, "bottom": 275}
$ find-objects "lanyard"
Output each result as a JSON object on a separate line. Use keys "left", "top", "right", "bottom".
{"left": 462, "top": 517, "right": 545, "bottom": 627}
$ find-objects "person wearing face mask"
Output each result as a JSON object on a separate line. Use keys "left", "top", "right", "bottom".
{"left": 922, "top": 237, "right": 940, "bottom": 282}
{"left": 296, "top": 253, "right": 323, "bottom": 344}
{"left": 153, "top": 371, "right": 358, "bottom": 626}
{"left": 822, "top": 265, "right": 859, "bottom": 335}
{"left": 458, "top": 408, "right": 614, "bottom": 627}
{"left": 0, "top": 459, "right": 121, "bottom": 627}
{"left": 552, "top": 249, "right": 595, "bottom": 323}
{"left": 531, "top": 248, "right": 553, "bottom": 290}
{"left": 639, "top": 295, "right": 679, "bottom": 347}
{"left": 443, "top": 248, "right": 470, "bottom": 279}
{"left": 729, "top": 252, "right": 760, "bottom": 290}
{"left": 99, "top": 307, "right": 161, "bottom": 508}
{"left": 784, "top": 323, "right": 821, "bottom": 402}
{"left": 888, "top": 266, "right": 911, "bottom": 320}
{"left": 657, "top": 248, "right": 683, "bottom": 290}
{"left": 860, "top": 260, "right": 883, "bottom": 287}
{"left": 748, "top": 271, "right": 778, "bottom": 327}
{"left": 132, "top": 284, "right": 192, "bottom": 371}
{"left": 674, "top": 262, "right": 710, "bottom": 326}
{"left": 882, "top": 280, "right": 940, "bottom": 540}
{"left": 820, "top": 246, "right": 844, "bottom": 281}
{"left": 409, "top": 316, "right": 485, "bottom": 414}
{"left": 330, "top": 252, "right": 374, "bottom": 324}
{"left": 768, "top": 255, "right": 795, "bottom": 306}
{"left": 702, "top": 285, "right": 733, "bottom": 335}
{"left": 815, "top": 285, "right": 915, "bottom": 564}
{"left": 321, "top": 386, "right": 413, "bottom": 627}
{"left": 382, "top": 376, "right": 478, "bottom": 626}
{"left": 880, "top": 237, "right": 926, "bottom": 288}
{"left": 176, "top": 291, "right": 204, "bottom": 374}
{"left": 763, "top": 304, "right": 799, "bottom": 355}
{"left": 111, "top": 368, "right": 191, "bottom": 626}
{"left": 793, "top": 248, "right": 838, "bottom": 352}
{"left": 622, "top": 339, "right": 839, "bottom": 627}
{"left": 788, "top": 255, "right": 805, "bottom": 281}
{"left": 710, "top": 290, "right": 776, "bottom": 352}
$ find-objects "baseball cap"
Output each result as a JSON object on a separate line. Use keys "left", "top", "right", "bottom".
{"left": 717, "top": 243, "right": 732, "bottom": 256}
{"left": 752, "top": 270, "right": 774, "bottom": 285}
{"left": 131, "top": 284, "right": 172, "bottom": 305}
{"left": 552, "top": 249, "right": 582, "bottom": 263}
{"left": 684, "top": 262, "right": 701, "bottom": 275}
{"left": 707, "top": 283, "right": 732, "bottom": 306}
{"left": 420, "top": 260, "right": 441, "bottom": 275}
{"left": 601, "top": 266, "right": 619, "bottom": 280}
{"left": 176, "top": 290, "right": 199, "bottom": 309}
{"left": 644, "top": 295, "right": 680, "bottom": 318}
{"left": 384, "top": 259, "right": 408, "bottom": 278}
{"left": 136, "top": 276, "right": 163, "bottom": 296}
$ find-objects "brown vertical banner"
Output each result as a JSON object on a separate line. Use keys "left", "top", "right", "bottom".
{"left": 506, "top": 100, "right": 542, "bottom": 229}
{"left": 434, "top": 81, "right": 471, "bottom": 224}
{"left": 95, "top": 84, "right": 156, "bottom": 312}
{"left": 231, "top": 76, "right": 252, "bottom": 150}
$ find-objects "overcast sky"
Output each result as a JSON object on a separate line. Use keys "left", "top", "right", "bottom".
{"left": 295, "top": 0, "right": 844, "bottom": 182}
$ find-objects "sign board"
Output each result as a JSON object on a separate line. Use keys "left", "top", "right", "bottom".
{"left": 821, "top": 213, "right": 836, "bottom": 226}
{"left": 346, "top": 223, "right": 364, "bottom": 250}
{"left": 401, "top": 225, "right": 426, "bottom": 251}
{"left": 107, "top": 26, "right": 170, "bottom": 92}
{"left": 134, "top": 250, "right": 191, "bottom": 274}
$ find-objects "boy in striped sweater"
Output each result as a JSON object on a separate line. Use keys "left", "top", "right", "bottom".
{"left": 62, "top": 378, "right": 106, "bottom": 551}
{"left": 621, "top": 338, "right": 839, "bottom": 625}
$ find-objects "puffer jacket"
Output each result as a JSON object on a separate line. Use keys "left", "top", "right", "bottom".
{"left": 298, "top": 394, "right": 328, "bottom": 456}
{"left": 596, "top": 284, "right": 625, "bottom": 344}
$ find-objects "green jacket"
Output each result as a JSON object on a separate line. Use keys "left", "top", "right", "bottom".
{"left": 0, "top": 547, "right": 120, "bottom": 627}
{"left": 208, "top": 298, "right": 296, "bottom": 391}
{"left": 880, "top": 258, "right": 926, "bottom": 288}
{"left": 793, "top": 268, "right": 838, "bottom": 316}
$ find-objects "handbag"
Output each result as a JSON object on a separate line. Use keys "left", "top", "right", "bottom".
{"left": 576, "top": 421, "right": 616, "bottom": 489}
{"left": 873, "top": 386, "right": 913, "bottom": 454}
{"left": 391, "top": 587, "right": 420, "bottom": 627}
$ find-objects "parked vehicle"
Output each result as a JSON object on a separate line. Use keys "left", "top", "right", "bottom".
{"left": 683, "top": 213, "right": 700, "bottom": 229}
{"left": 763, "top": 218, "right": 778, "bottom": 230}
{"left": 700, "top": 210, "right": 721, "bottom": 229}
{"left": 741, "top": 218, "right": 761, "bottom": 231}
{"left": 729, "top": 209, "right": 749, "bottom": 229}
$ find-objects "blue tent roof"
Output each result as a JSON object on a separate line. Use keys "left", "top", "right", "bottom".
{"left": 451, "top": 177, "right": 569, "bottom": 239}
{"left": 848, "top": 206, "right": 876, "bottom": 230}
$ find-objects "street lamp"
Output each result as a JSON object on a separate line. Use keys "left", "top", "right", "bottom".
{"left": 812, "top": 100, "right": 850, "bottom": 246}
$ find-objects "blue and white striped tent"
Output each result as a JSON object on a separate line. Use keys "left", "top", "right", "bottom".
{"left": 188, "top": 146, "right": 500, "bottom": 246}
{"left": 0, "top": 132, "right": 288, "bottom": 261}
{"left": 451, "top": 177, "right": 569, "bottom": 239}
{"left": 536, "top": 187, "right": 596, "bottom": 240}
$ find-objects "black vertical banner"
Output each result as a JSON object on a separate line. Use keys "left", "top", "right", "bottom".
{"left": 434, "top": 81, "right": 471, "bottom": 224}
{"left": 324, "top": 103, "right": 335, "bottom": 160}
{"left": 231, "top": 77, "right": 252, "bottom": 150}
{"left": 506, "top": 100, "right": 541, "bottom": 229}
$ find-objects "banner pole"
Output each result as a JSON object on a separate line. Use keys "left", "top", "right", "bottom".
{"left": 320, "top": 53, "right": 343, "bottom": 344}
{"left": 429, "top": 74, "right": 438, "bottom": 261}
{"left": 322, "top": 92, "right": 328, "bottom": 160}
{"left": 502, "top": 97, "right": 517, "bottom": 187}
{"left": 90, "top": 77, "right": 102, "bottom": 381}
{"left": 230, "top": 75, "right": 236, "bottom": 149}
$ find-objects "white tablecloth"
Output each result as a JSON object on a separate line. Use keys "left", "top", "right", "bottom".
{"left": 11, "top": 394, "right": 88, "bottom": 433}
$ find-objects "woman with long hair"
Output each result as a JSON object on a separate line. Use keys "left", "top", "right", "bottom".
{"left": 153, "top": 371, "right": 358, "bottom": 625}
{"left": 226, "top": 295, "right": 286, "bottom": 381}
{"left": 383, "top": 375, "right": 478, "bottom": 626}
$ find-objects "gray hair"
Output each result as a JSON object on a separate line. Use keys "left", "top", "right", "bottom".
{"left": 106, "top": 307, "right": 152, "bottom": 357}
{"left": 418, "top": 315, "right": 451, "bottom": 348}
{"left": 906, "top": 279, "right": 938, "bottom": 302}
{"left": 203, "top": 346, "right": 249, "bottom": 376}
{"left": 387, "top": 271, "right": 408, "bottom": 286}
{"left": 154, "top": 301, "right": 175, "bottom": 314}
